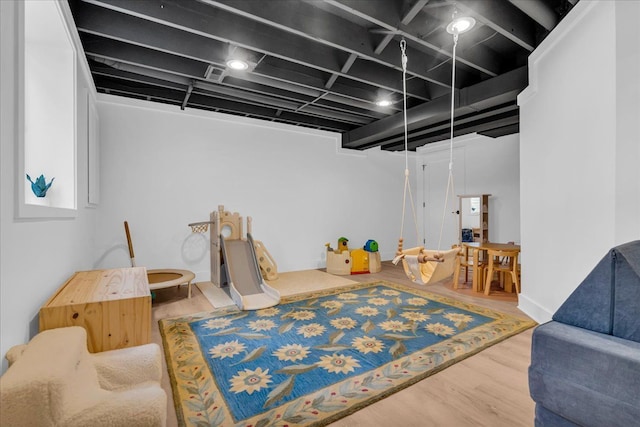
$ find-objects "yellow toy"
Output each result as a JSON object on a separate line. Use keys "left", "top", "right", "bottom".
{"left": 350, "top": 248, "right": 369, "bottom": 274}
{"left": 337, "top": 237, "right": 349, "bottom": 253}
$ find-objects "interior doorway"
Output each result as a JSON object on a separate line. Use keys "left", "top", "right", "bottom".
{"left": 421, "top": 149, "right": 465, "bottom": 250}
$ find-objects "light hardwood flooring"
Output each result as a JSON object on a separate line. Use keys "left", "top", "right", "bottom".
{"left": 151, "top": 262, "right": 536, "bottom": 427}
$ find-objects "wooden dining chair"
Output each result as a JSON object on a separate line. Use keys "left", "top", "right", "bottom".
{"left": 484, "top": 248, "right": 520, "bottom": 295}
{"left": 453, "top": 244, "right": 480, "bottom": 289}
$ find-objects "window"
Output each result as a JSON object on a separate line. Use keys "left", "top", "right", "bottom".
{"left": 18, "top": 0, "right": 77, "bottom": 218}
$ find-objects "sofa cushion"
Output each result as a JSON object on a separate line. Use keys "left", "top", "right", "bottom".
{"left": 553, "top": 240, "right": 640, "bottom": 342}
{"left": 534, "top": 405, "right": 580, "bottom": 427}
{"left": 530, "top": 321, "right": 640, "bottom": 427}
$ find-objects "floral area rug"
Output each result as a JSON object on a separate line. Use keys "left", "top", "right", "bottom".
{"left": 159, "top": 280, "right": 535, "bottom": 426}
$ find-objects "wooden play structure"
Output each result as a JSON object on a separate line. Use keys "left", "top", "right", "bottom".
{"left": 197, "top": 205, "right": 279, "bottom": 310}
{"left": 124, "top": 221, "right": 195, "bottom": 298}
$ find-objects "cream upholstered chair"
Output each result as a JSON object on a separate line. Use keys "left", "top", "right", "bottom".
{"left": 0, "top": 326, "right": 167, "bottom": 427}
{"left": 484, "top": 248, "right": 520, "bottom": 295}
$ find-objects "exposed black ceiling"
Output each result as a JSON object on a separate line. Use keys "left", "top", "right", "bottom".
{"left": 68, "top": 0, "right": 578, "bottom": 151}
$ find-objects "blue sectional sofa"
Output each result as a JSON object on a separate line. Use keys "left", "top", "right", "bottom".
{"left": 529, "top": 240, "right": 640, "bottom": 427}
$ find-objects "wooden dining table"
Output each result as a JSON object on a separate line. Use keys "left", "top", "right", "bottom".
{"left": 461, "top": 241, "right": 521, "bottom": 293}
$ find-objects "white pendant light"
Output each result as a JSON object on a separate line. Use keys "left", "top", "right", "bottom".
{"left": 376, "top": 99, "right": 393, "bottom": 107}
{"left": 226, "top": 59, "right": 249, "bottom": 70}
{"left": 446, "top": 14, "right": 476, "bottom": 35}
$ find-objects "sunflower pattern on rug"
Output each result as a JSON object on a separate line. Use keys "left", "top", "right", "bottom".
{"left": 160, "top": 280, "right": 535, "bottom": 427}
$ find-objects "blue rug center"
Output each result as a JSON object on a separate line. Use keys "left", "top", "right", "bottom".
{"left": 190, "top": 284, "right": 492, "bottom": 422}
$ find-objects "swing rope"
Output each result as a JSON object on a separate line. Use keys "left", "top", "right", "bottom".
{"left": 398, "top": 39, "right": 420, "bottom": 248}
{"left": 398, "top": 29, "right": 460, "bottom": 256}
{"left": 436, "top": 32, "right": 459, "bottom": 251}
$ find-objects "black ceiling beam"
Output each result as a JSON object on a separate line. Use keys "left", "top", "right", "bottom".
{"left": 191, "top": 81, "right": 372, "bottom": 124}
{"left": 479, "top": 123, "right": 520, "bottom": 138}
{"left": 94, "top": 78, "right": 356, "bottom": 132}
{"left": 88, "top": 59, "right": 192, "bottom": 89}
{"left": 456, "top": 0, "right": 537, "bottom": 52}
{"left": 325, "top": 52, "right": 357, "bottom": 90}
{"left": 342, "top": 66, "right": 527, "bottom": 149}
{"left": 405, "top": 109, "right": 520, "bottom": 150}
{"left": 75, "top": 1, "right": 400, "bottom": 114}
{"left": 372, "top": 0, "right": 430, "bottom": 55}
{"left": 368, "top": 103, "right": 519, "bottom": 149}
{"left": 90, "top": 54, "right": 373, "bottom": 125}
{"left": 198, "top": 0, "right": 453, "bottom": 88}
{"left": 82, "top": 0, "right": 433, "bottom": 100}
{"left": 74, "top": 2, "right": 229, "bottom": 64}
{"left": 80, "top": 33, "right": 209, "bottom": 78}
{"left": 93, "top": 76, "right": 189, "bottom": 103}
{"left": 380, "top": 109, "right": 520, "bottom": 151}
{"left": 507, "top": 0, "right": 558, "bottom": 31}
{"left": 326, "top": 0, "right": 500, "bottom": 77}
{"left": 251, "top": 62, "right": 402, "bottom": 114}
{"left": 82, "top": 33, "right": 382, "bottom": 124}
{"left": 187, "top": 93, "right": 357, "bottom": 132}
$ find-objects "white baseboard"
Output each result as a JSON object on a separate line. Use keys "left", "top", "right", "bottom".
{"left": 518, "top": 294, "right": 554, "bottom": 324}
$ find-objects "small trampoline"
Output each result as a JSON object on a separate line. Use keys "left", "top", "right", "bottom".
{"left": 124, "top": 221, "right": 195, "bottom": 299}
{"left": 147, "top": 269, "right": 195, "bottom": 298}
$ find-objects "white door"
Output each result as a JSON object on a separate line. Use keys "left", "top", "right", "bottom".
{"left": 422, "top": 149, "right": 465, "bottom": 250}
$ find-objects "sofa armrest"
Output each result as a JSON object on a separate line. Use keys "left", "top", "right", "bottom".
{"left": 91, "top": 344, "right": 162, "bottom": 391}
{"left": 530, "top": 321, "right": 640, "bottom": 427}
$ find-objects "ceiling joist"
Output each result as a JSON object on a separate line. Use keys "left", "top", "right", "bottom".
{"left": 69, "top": 0, "right": 577, "bottom": 151}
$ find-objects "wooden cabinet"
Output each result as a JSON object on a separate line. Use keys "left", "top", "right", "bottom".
{"left": 458, "top": 194, "right": 490, "bottom": 244}
{"left": 39, "top": 267, "right": 151, "bottom": 352}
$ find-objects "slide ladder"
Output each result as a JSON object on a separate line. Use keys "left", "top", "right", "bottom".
{"left": 253, "top": 239, "right": 278, "bottom": 280}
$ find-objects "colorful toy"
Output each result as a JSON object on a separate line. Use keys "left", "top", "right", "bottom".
{"left": 337, "top": 237, "right": 349, "bottom": 253}
{"left": 365, "top": 240, "right": 382, "bottom": 273}
{"left": 325, "top": 238, "right": 381, "bottom": 275}
{"left": 364, "top": 239, "right": 378, "bottom": 252}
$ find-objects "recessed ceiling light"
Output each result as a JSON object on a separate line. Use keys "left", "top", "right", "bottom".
{"left": 376, "top": 99, "right": 393, "bottom": 107}
{"left": 446, "top": 16, "right": 476, "bottom": 35}
{"left": 226, "top": 59, "right": 249, "bottom": 70}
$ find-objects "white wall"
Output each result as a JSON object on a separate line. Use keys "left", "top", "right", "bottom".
{"left": 4, "top": 0, "right": 636, "bottom": 377}
{"left": 93, "top": 96, "right": 416, "bottom": 282}
{"left": 518, "top": 0, "right": 640, "bottom": 323}
{"left": 417, "top": 133, "right": 521, "bottom": 248}
{"left": 94, "top": 97, "right": 524, "bottom": 285}
{"left": 0, "top": 1, "right": 98, "bottom": 373}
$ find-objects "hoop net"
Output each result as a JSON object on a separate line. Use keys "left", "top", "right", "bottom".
{"left": 188, "top": 222, "right": 211, "bottom": 234}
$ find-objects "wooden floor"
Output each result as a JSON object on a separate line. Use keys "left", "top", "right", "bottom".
{"left": 151, "top": 262, "right": 537, "bottom": 427}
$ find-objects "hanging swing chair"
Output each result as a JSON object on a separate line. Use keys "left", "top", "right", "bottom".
{"left": 395, "top": 239, "right": 459, "bottom": 285}
{"left": 393, "top": 20, "right": 469, "bottom": 285}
